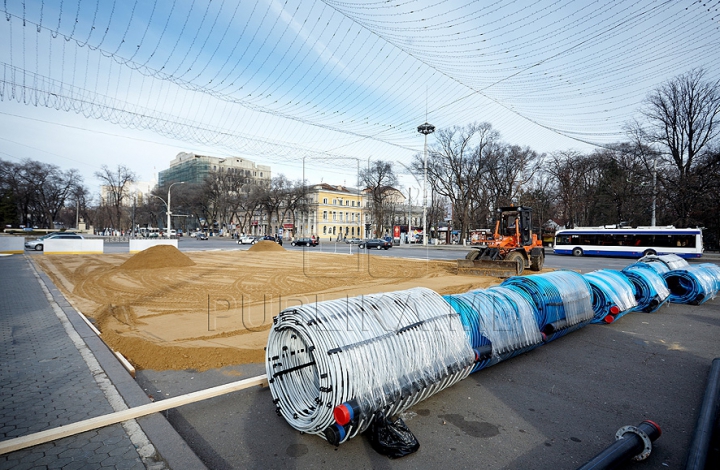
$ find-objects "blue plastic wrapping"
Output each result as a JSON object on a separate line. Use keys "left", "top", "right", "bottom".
{"left": 663, "top": 265, "right": 719, "bottom": 305}
{"left": 444, "top": 286, "right": 543, "bottom": 372}
{"left": 621, "top": 263, "right": 670, "bottom": 313}
{"left": 584, "top": 270, "right": 638, "bottom": 323}
{"left": 501, "top": 270, "right": 594, "bottom": 341}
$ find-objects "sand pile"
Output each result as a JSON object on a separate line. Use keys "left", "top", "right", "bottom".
{"left": 119, "top": 245, "right": 195, "bottom": 270}
{"left": 34, "top": 249, "right": 527, "bottom": 371}
{"left": 248, "top": 240, "right": 286, "bottom": 252}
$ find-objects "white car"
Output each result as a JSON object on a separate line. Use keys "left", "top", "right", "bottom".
{"left": 237, "top": 235, "right": 258, "bottom": 245}
{"left": 25, "top": 232, "right": 83, "bottom": 251}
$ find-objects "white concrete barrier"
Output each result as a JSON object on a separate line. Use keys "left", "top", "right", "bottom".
{"left": 44, "top": 239, "right": 104, "bottom": 254}
{"left": 0, "top": 237, "right": 24, "bottom": 254}
{"left": 128, "top": 239, "right": 178, "bottom": 253}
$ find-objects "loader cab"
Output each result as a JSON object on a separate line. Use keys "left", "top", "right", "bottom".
{"left": 497, "top": 206, "right": 533, "bottom": 246}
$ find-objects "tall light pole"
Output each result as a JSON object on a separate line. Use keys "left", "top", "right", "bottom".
{"left": 651, "top": 158, "right": 657, "bottom": 226}
{"left": 167, "top": 181, "right": 185, "bottom": 238}
{"left": 417, "top": 122, "right": 435, "bottom": 246}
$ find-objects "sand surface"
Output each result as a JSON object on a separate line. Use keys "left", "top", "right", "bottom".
{"left": 35, "top": 246, "right": 506, "bottom": 371}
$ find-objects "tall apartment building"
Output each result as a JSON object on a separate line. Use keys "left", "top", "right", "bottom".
{"left": 158, "top": 152, "right": 271, "bottom": 186}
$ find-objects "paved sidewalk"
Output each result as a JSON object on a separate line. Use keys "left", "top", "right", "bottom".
{"left": 0, "top": 255, "right": 204, "bottom": 469}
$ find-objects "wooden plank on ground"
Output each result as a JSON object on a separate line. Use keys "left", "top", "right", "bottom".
{"left": 0, "top": 374, "right": 268, "bottom": 455}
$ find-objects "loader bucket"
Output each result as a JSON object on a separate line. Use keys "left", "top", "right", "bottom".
{"left": 456, "top": 258, "right": 523, "bottom": 278}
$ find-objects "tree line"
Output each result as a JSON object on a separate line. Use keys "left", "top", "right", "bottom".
{"left": 1, "top": 69, "right": 718, "bottom": 247}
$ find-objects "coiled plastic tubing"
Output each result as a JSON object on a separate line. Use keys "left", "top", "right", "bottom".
{"left": 501, "top": 271, "right": 594, "bottom": 341}
{"left": 639, "top": 253, "right": 689, "bottom": 272}
{"left": 662, "top": 265, "right": 720, "bottom": 305}
{"left": 621, "top": 263, "right": 670, "bottom": 313}
{"left": 266, "top": 287, "right": 474, "bottom": 445}
{"left": 583, "top": 270, "right": 638, "bottom": 324}
{"left": 443, "top": 286, "right": 544, "bottom": 373}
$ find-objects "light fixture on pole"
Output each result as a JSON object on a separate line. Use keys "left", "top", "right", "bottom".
{"left": 167, "top": 181, "right": 185, "bottom": 238}
{"left": 417, "top": 122, "right": 435, "bottom": 246}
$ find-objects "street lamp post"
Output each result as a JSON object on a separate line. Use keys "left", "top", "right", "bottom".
{"left": 417, "top": 122, "right": 435, "bottom": 246}
{"left": 166, "top": 181, "right": 185, "bottom": 238}
{"left": 651, "top": 158, "right": 657, "bottom": 227}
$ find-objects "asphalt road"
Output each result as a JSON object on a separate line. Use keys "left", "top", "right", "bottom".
{"left": 126, "top": 251, "right": 720, "bottom": 470}
{"left": 30, "top": 237, "right": 719, "bottom": 273}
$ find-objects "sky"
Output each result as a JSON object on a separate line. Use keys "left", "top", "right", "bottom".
{"left": 1, "top": 0, "right": 719, "bottom": 196}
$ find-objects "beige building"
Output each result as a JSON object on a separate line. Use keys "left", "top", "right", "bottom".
{"left": 296, "top": 184, "right": 367, "bottom": 240}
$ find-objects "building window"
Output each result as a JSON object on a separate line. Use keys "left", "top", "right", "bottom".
{"left": 260, "top": 172, "right": 263, "bottom": 177}
{"left": 332, "top": 211, "right": 337, "bottom": 221}
{"left": 339, "top": 213, "right": 343, "bottom": 222}
{"left": 351, "top": 201, "right": 355, "bottom": 207}
{"left": 323, "top": 211, "right": 328, "bottom": 220}
{"left": 323, "top": 198, "right": 328, "bottom": 204}
{"left": 332, "top": 199, "right": 337, "bottom": 205}
{"left": 323, "top": 226, "right": 327, "bottom": 234}
{"left": 346, "top": 200, "right": 349, "bottom": 206}
{"left": 332, "top": 226, "right": 336, "bottom": 235}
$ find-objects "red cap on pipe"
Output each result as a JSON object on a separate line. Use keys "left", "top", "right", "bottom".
{"left": 643, "top": 419, "right": 662, "bottom": 437}
{"left": 609, "top": 305, "right": 620, "bottom": 315}
{"left": 334, "top": 404, "right": 352, "bottom": 426}
{"left": 603, "top": 315, "right": 615, "bottom": 324}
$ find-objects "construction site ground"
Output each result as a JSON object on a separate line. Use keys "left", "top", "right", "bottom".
{"left": 6, "top": 242, "right": 720, "bottom": 469}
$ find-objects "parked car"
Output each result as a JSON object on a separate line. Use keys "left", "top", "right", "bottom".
{"left": 24, "top": 232, "right": 83, "bottom": 251}
{"left": 359, "top": 238, "right": 392, "bottom": 250}
{"left": 345, "top": 237, "right": 362, "bottom": 244}
{"left": 196, "top": 232, "right": 209, "bottom": 240}
{"left": 237, "top": 235, "right": 258, "bottom": 245}
{"left": 291, "top": 238, "right": 319, "bottom": 247}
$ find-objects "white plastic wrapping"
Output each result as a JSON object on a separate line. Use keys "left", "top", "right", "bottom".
{"left": 639, "top": 253, "right": 689, "bottom": 271}
{"left": 266, "top": 287, "right": 474, "bottom": 443}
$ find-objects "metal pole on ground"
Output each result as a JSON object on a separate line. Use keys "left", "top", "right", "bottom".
{"left": 685, "top": 358, "right": 720, "bottom": 470}
{"left": 418, "top": 122, "right": 435, "bottom": 247}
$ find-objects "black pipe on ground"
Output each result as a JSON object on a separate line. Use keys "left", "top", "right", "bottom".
{"left": 685, "top": 357, "right": 720, "bottom": 470}
{"left": 576, "top": 420, "right": 661, "bottom": 470}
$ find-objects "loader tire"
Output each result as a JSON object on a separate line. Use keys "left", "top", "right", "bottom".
{"left": 530, "top": 252, "right": 544, "bottom": 271}
{"left": 466, "top": 250, "right": 481, "bottom": 261}
{"left": 505, "top": 251, "right": 525, "bottom": 276}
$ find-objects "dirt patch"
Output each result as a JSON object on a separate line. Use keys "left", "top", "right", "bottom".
{"left": 35, "top": 249, "right": 509, "bottom": 371}
{"left": 248, "top": 240, "right": 285, "bottom": 252}
{"left": 119, "top": 245, "right": 195, "bottom": 270}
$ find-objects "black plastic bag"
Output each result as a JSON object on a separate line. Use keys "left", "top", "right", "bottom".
{"left": 367, "top": 415, "right": 420, "bottom": 459}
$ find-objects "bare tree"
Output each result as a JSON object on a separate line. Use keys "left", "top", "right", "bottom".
{"left": 0, "top": 158, "right": 83, "bottom": 229}
{"left": 634, "top": 69, "right": 720, "bottom": 226}
{"left": 95, "top": 165, "right": 136, "bottom": 231}
{"left": 415, "top": 122, "right": 499, "bottom": 243}
{"left": 544, "top": 151, "right": 600, "bottom": 228}
{"left": 360, "top": 160, "right": 398, "bottom": 237}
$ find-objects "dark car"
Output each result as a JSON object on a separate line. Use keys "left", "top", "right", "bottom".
{"left": 260, "top": 235, "right": 283, "bottom": 246}
{"left": 291, "top": 238, "right": 319, "bottom": 247}
{"left": 196, "top": 232, "right": 209, "bottom": 240}
{"left": 359, "top": 238, "right": 392, "bottom": 250}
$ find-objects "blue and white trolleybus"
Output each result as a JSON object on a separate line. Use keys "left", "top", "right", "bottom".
{"left": 553, "top": 226, "right": 703, "bottom": 259}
